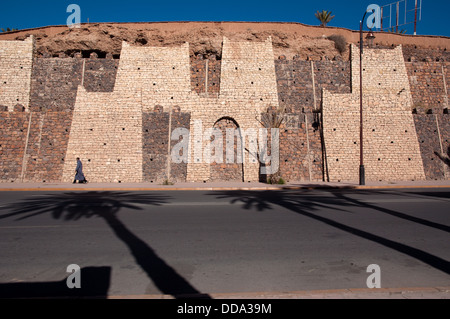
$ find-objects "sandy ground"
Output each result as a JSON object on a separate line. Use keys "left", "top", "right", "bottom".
{"left": 1, "top": 21, "right": 449, "bottom": 60}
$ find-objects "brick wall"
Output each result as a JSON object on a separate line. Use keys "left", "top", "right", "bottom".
{"left": 0, "top": 111, "right": 29, "bottom": 182}
{"left": 413, "top": 113, "right": 449, "bottom": 180}
{"left": 406, "top": 62, "right": 449, "bottom": 112}
{"left": 190, "top": 55, "right": 221, "bottom": 95}
{"left": 279, "top": 113, "right": 323, "bottom": 182}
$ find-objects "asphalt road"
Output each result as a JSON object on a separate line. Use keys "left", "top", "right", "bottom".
{"left": 0, "top": 188, "right": 449, "bottom": 298}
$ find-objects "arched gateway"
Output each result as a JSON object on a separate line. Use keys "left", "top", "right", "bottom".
{"left": 210, "top": 117, "right": 244, "bottom": 182}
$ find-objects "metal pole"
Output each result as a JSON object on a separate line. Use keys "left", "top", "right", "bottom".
{"left": 381, "top": 7, "right": 383, "bottom": 31}
{"left": 396, "top": 2, "right": 399, "bottom": 33}
{"left": 359, "top": 12, "right": 367, "bottom": 185}
{"left": 414, "top": 0, "right": 418, "bottom": 35}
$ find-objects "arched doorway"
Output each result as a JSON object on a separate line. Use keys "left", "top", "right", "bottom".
{"left": 210, "top": 117, "right": 244, "bottom": 182}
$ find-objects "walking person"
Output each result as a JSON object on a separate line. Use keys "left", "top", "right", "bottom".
{"left": 73, "top": 157, "right": 87, "bottom": 184}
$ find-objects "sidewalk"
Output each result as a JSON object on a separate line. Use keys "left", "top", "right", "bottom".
{"left": 0, "top": 179, "right": 449, "bottom": 191}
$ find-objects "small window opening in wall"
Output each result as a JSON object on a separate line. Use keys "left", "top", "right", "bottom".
{"left": 104, "top": 143, "right": 107, "bottom": 146}
{"left": 427, "top": 109, "right": 433, "bottom": 114}
{"left": 408, "top": 158, "right": 411, "bottom": 161}
{"left": 444, "top": 108, "right": 448, "bottom": 114}
{"left": 372, "top": 129, "right": 375, "bottom": 132}
{"left": 393, "top": 69, "right": 396, "bottom": 71}
{"left": 88, "top": 159, "right": 91, "bottom": 162}
{"left": 412, "top": 108, "right": 417, "bottom": 114}
{"left": 405, "top": 130, "right": 408, "bottom": 133}
{"left": 137, "top": 67, "right": 140, "bottom": 70}
{"left": 251, "top": 82, "right": 254, "bottom": 85}
{"left": 153, "top": 83, "right": 156, "bottom": 86}
{"left": 122, "top": 128, "right": 125, "bottom": 130}
{"left": 62, "top": 158, "right": 64, "bottom": 161}
{"left": 333, "top": 128, "right": 336, "bottom": 131}
{"left": 391, "top": 141, "right": 394, "bottom": 143}
{"left": 336, "top": 158, "right": 339, "bottom": 161}
{"left": 173, "top": 67, "right": 176, "bottom": 70}
{"left": 259, "top": 68, "right": 262, "bottom": 71}
{"left": 354, "top": 141, "right": 357, "bottom": 144}
{"left": 378, "top": 158, "right": 381, "bottom": 161}
{"left": 118, "top": 181, "right": 121, "bottom": 183}
{"left": 235, "top": 67, "right": 238, "bottom": 70}
{"left": 118, "top": 159, "right": 121, "bottom": 162}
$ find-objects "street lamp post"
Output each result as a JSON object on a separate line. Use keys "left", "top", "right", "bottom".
{"left": 359, "top": 12, "right": 368, "bottom": 186}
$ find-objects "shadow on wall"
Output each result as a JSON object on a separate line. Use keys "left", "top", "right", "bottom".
{"left": 434, "top": 146, "right": 450, "bottom": 167}
{"left": 0, "top": 192, "right": 211, "bottom": 299}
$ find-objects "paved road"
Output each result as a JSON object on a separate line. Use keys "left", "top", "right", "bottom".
{"left": 0, "top": 188, "right": 449, "bottom": 298}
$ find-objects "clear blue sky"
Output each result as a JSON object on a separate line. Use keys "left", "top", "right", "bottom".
{"left": 1, "top": 0, "right": 448, "bottom": 37}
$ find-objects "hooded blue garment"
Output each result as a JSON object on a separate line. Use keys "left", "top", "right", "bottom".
{"left": 75, "top": 159, "right": 85, "bottom": 181}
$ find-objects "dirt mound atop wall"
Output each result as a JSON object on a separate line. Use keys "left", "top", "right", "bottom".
{"left": 1, "top": 21, "right": 449, "bottom": 61}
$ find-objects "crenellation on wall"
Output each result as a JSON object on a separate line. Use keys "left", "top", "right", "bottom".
{"left": 0, "top": 36, "right": 34, "bottom": 112}
{"left": 323, "top": 44, "right": 426, "bottom": 182}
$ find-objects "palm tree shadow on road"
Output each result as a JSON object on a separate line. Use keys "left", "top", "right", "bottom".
{"left": 209, "top": 190, "right": 450, "bottom": 276}
{"left": 0, "top": 191, "right": 210, "bottom": 299}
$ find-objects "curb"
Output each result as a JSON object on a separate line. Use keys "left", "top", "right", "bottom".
{"left": 0, "top": 185, "right": 449, "bottom": 192}
{"left": 107, "top": 286, "right": 450, "bottom": 299}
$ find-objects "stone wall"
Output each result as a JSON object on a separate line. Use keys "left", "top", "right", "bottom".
{"left": 0, "top": 36, "right": 34, "bottom": 112}
{"left": 413, "top": 113, "right": 449, "bottom": 180}
{"left": 279, "top": 113, "right": 323, "bottom": 182}
{"left": 190, "top": 55, "right": 221, "bottom": 95}
{"left": 406, "top": 61, "right": 449, "bottom": 112}
{"left": 323, "top": 45, "right": 426, "bottom": 182}
{"left": 0, "top": 111, "right": 29, "bottom": 182}
{"left": 1, "top": 36, "right": 450, "bottom": 184}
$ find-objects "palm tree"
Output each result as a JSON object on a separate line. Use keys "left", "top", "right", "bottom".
{"left": 1, "top": 27, "right": 18, "bottom": 33}
{"left": 315, "top": 10, "right": 335, "bottom": 27}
